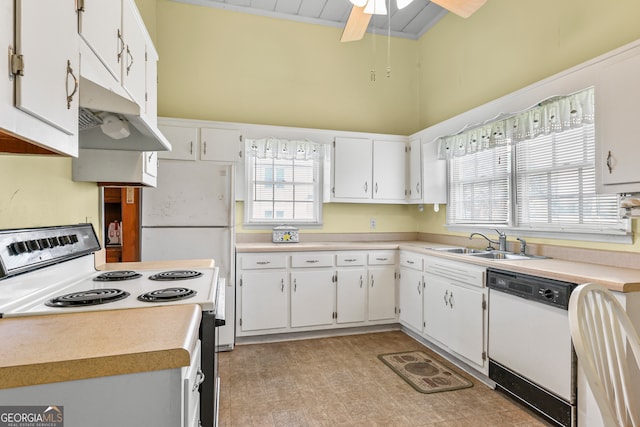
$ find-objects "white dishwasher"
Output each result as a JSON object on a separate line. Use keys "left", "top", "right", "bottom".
{"left": 487, "top": 268, "right": 577, "bottom": 427}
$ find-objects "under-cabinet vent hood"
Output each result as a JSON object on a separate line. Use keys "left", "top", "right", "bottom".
{"left": 78, "top": 78, "right": 171, "bottom": 152}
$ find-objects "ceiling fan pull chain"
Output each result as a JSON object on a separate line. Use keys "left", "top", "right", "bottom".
{"left": 387, "top": 0, "right": 391, "bottom": 78}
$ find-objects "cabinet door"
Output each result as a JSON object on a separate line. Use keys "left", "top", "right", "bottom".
{"left": 373, "top": 140, "right": 406, "bottom": 201}
{"left": 408, "top": 138, "right": 422, "bottom": 202}
{"left": 336, "top": 268, "right": 367, "bottom": 324}
{"left": 398, "top": 268, "right": 423, "bottom": 333}
{"left": 423, "top": 275, "right": 451, "bottom": 345}
{"left": 157, "top": 125, "right": 198, "bottom": 160}
{"left": 15, "top": 0, "right": 79, "bottom": 135}
{"left": 448, "top": 284, "right": 485, "bottom": 367}
{"left": 333, "top": 137, "right": 372, "bottom": 199}
{"left": 121, "top": 0, "right": 146, "bottom": 108}
{"left": 291, "top": 270, "right": 334, "bottom": 328}
{"left": 422, "top": 141, "right": 447, "bottom": 204}
{"left": 369, "top": 266, "right": 396, "bottom": 321}
{"left": 240, "top": 271, "right": 288, "bottom": 332}
{"left": 200, "top": 128, "right": 242, "bottom": 162}
{"left": 78, "top": 0, "right": 122, "bottom": 82}
{"left": 596, "top": 46, "right": 640, "bottom": 189}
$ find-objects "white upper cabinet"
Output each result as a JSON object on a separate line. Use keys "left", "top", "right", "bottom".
{"left": 421, "top": 140, "right": 447, "bottom": 204}
{"left": 78, "top": 0, "right": 121, "bottom": 84}
{"left": 121, "top": 0, "right": 147, "bottom": 109}
{"left": 407, "top": 138, "right": 422, "bottom": 202}
{"left": 332, "top": 137, "right": 407, "bottom": 203}
{"left": 0, "top": 0, "right": 79, "bottom": 155}
{"left": 373, "top": 139, "right": 407, "bottom": 201}
{"left": 158, "top": 120, "right": 242, "bottom": 162}
{"left": 333, "top": 137, "right": 373, "bottom": 199}
{"left": 595, "top": 44, "right": 640, "bottom": 193}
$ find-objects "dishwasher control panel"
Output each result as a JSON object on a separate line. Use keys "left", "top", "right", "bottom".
{"left": 487, "top": 268, "right": 577, "bottom": 309}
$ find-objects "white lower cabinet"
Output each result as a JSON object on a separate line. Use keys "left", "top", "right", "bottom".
{"left": 291, "top": 270, "right": 335, "bottom": 328}
{"left": 239, "top": 270, "right": 288, "bottom": 332}
{"left": 423, "top": 256, "right": 488, "bottom": 373}
{"left": 399, "top": 267, "right": 424, "bottom": 333}
{"left": 236, "top": 250, "right": 397, "bottom": 337}
{"left": 336, "top": 267, "right": 367, "bottom": 324}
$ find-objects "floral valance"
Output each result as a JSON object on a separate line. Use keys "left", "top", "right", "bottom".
{"left": 438, "top": 87, "right": 595, "bottom": 159}
{"left": 247, "top": 138, "right": 324, "bottom": 160}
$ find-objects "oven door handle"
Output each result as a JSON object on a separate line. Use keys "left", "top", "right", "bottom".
{"left": 214, "top": 277, "right": 226, "bottom": 327}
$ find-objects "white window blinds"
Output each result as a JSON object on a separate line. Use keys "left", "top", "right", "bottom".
{"left": 448, "top": 145, "right": 511, "bottom": 225}
{"left": 516, "top": 124, "right": 620, "bottom": 230}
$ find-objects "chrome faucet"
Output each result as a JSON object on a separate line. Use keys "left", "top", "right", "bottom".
{"left": 469, "top": 229, "right": 508, "bottom": 252}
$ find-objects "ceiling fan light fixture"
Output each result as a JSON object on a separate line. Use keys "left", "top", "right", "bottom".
{"left": 349, "top": 0, "right": 368, "bottom": 6}
{"left": 364, "top": 0, "right": 387, "bottom": 15}
{"left": 396, "top": 0, "right": 414, "bottom": 9}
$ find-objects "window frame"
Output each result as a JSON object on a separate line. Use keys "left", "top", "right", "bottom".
{"left": 445, "top": 123, "right": 630, "bottom": 243}
{"left": 243, "top": 140, "right": 324, "bottom": 228}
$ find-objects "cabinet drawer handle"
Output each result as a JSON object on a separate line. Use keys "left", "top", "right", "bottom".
{"left": 360, "top": 275, "right": 363, "bottom": 288}
{"left": 65, "top": 60, "right": 78, "bottom": 109}
{"left": 256, "top": 261, "right": 271, "bottom": 265}
{"left": 305, "top": 260, "right": 319, "bottom": 263}
{"left": 344, "top": 258, "right": 357, "bottom": 262}
{"left": 192, "top": 369, "right": 205, "bottom": 392}
{"left": 417, "top": 281, "right": 421, "bottom": 295}
{"left": 370, "top": 274, "right": 374, "bottom": 287}
{"left": 281, "top": 278, "right": 284, "bottom": 292}
{"left": 294, "top": 278, "right": 297, "bottom": 292}
{"left": 606, "top": 150, "right": 613, "bottom": 174}
{"left": 375, "top": 257, "right": 388, "bottom": 261}
{"left": 189, "top": 141, "right": 194, "bottom": 155}
{"left": 406, "top": 260, "right": 414, "bottom": 265}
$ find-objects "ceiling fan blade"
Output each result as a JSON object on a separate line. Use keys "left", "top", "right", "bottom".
{"left": 340, "top": 5, "right": 372, "bottom": 42}
{"left": 430, "top": 0, "right": 487, "bottom": 18}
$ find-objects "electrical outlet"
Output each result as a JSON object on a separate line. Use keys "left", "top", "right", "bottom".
{"left": 370, "top": 218, "right": 376, "bottom": 229}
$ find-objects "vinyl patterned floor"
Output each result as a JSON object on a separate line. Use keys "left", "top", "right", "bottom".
{"left": 218, "top": 331, "right": 551, "bottom": 427}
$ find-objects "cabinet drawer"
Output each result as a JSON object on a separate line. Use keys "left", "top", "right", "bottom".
{"left": 291, "top": 253, "right": 334, "bottom": 268}
{"left": 368, "top": 251, "right": 396, "bottom": 265}
{"left": 240, "top": 254, "right": 287, "bottom": 269}
{"left": 399, "top": 252, "right": 423, "bottom": 270}
{"left": 336, "top": 253, "right": 365, "bottom": 266}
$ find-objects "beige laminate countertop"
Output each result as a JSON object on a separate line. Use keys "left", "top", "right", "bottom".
{"left": 96, "top": 258, "right": 215, "bottom": 271}
{"left": 236, "top": 241, "right": 640, "bottom": 293}
{"left": 0, "top": 304, "right": 201, "bottom": 390}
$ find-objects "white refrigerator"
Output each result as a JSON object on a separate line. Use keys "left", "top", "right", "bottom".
{"left": 141, "top": 159, "right": 235, "bottom": 350}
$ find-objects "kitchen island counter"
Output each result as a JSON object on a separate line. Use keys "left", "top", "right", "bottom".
{"left": 236, "top": 240, "right": 640, "bottom": 293}
{"left": 0, "top": 304, "right": 201, "bottom": 389}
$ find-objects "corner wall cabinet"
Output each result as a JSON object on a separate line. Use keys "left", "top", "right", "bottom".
{"left": 332, "top": 137, "right": 407, "bottom": 203}
{"left": 236, "top": 250, "right": 398, "bottom": 337}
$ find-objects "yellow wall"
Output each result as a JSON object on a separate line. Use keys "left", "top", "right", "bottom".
{"left": 0, "top": 155, "right": 99, "bottom": 231}
{"left": 154, "top": 0, "right": 419, "bottom": 135}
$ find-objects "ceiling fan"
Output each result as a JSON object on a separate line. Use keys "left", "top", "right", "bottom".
{"left": 340, "top": 0, "right": 487, "bottom": 42}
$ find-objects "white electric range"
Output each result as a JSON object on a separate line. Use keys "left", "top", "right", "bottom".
{"left": 0, "top": 224, "right": 222, "bottom": 427}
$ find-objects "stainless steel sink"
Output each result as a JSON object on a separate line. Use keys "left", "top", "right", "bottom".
{"left": 469, "top": 251, "right": 543, "bottom": 260}
{"left": 432, "top": 247, "right": 488, "bottom": 254}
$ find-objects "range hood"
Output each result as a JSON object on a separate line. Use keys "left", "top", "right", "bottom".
{"left": 78, "top": 77, "right": 171, "bottom": 152}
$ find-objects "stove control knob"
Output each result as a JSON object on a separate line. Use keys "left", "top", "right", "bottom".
{"left": 61, "top": 235, "right": 72, "bottom": 245}
{"left": 27, "top": 240, "right": 41, "bottom": 252}
{"left": 48, "top": 237, "right": 60, "bottom": 247}
{"left": 9, "top": 241, "right": 28, "bottom": 255}
{"left": 39, "top": 238, "right": 52, "bottom": 249}
{"left": 69, "top": 234, "right": 79, "bottom": 243}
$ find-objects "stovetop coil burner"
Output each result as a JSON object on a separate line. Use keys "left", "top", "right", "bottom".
{"left": 45, "top": 289, "right": 130, "bottom": 307}
{"left": 93, "top": 271, "right": 142, "bottom": 281}
{"left": 148, "top": 270, "right": 203, "bottom": 281}
{"left": 137, "top": 287, "right": 197, "bottom": 302}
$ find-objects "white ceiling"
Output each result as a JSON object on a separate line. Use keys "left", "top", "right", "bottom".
{"left": 170, "top": 0, "right": 449, "bottom": 40}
